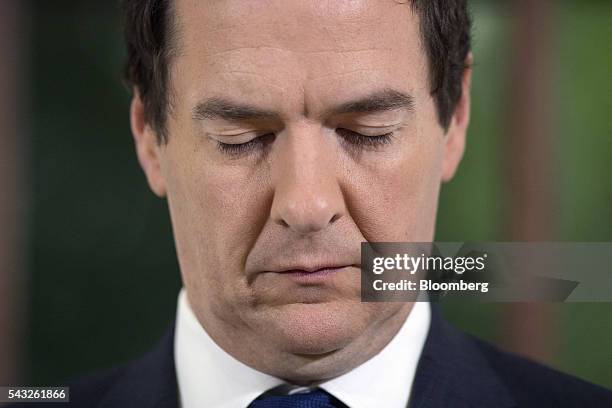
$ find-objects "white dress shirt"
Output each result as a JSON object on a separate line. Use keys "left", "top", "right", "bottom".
{"left": 174, "top": 289, "right": 431, "bottom": 408}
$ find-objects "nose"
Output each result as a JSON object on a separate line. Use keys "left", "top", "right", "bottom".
{"left": 270, "top": 126, "right": 345, "bottom": 234}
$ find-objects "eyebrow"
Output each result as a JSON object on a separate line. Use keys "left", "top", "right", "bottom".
{"left": 192, "top": 88, "right": 415, "bottom": 122}
{"left": 192, "top": 98, "right": 280, "bottom": 122}
{"left": 330, "top": 89, "right": 415, "bottom": 115}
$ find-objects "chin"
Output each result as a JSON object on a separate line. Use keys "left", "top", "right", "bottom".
{"left": 265, "top": 301, "right": 369, "bottom": 355}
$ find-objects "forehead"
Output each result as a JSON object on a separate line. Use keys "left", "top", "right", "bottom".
{"left": 171, "top": 0, "right": 427, "bottom": 116}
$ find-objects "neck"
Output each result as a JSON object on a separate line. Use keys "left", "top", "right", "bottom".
{"left": 191, "top": 296, "right": 414, "bottom": 384}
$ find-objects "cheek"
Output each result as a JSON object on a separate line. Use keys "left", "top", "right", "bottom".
{"left": 344, "top": 124, "right": 445, "bottom": 242}
{"left": 162, "top": 142, "right": 272, "bottom": 295}
{"left": 198, "top": 165, "right": 273, "bottom": 263}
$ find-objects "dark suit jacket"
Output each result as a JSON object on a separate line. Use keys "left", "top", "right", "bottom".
{"left": 13, "top": 305, "right": 612, "bottom": 407}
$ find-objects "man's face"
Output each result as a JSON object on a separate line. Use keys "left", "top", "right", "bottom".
{"left": 133, "top": 0, "right": 468, "bottom": 380}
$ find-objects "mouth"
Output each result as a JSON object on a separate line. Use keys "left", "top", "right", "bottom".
{"left": 274, "top": 265, "right": 355, "bottom": 284}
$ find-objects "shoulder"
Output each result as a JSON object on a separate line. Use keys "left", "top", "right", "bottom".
{"left": 417, "top": 306, "right": 612, "bottom": 408}
{"left": 63, "top": 363, "right": 131, "bottom": 408}
{"left": 7, "top": 326, "right": 178, "bottom": 408}
{"left": 469, "top": 334, "right": 612, "bottom": 407}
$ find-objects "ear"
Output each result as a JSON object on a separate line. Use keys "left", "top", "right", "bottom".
{"left": 441, "top": 53, "right": 473, "bottom": 182}
{"left": 130, "top": 91, "right": 167, "bottom": 197}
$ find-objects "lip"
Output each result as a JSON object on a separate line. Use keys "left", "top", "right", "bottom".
{"left": 273, "top": 265, "right": 355, "bottom": 284}
{"left": 275, "top": 263, "right": 352, "bottom": 273}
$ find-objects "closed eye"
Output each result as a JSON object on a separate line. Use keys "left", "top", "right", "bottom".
{"left": 214, "top": 128, "right": 394, "bottom": 157}
{"left": 215, "top": 133, "right": 275, "bottom": 156}
{"left": 335, "top": 128, "right": 395, "bottom": 149}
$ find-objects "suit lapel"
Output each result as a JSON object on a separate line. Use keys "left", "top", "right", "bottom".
{"left": 98, "top": 324, "right": 179, "bottom": 408}
{"left": 409, "top": 304, "right": 516, "bottom": 408}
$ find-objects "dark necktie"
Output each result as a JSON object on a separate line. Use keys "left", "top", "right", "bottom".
{"left": 248, "top": 387, "right": 347, "bottom": 408}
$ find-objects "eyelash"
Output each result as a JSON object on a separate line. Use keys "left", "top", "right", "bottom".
{"left": 215, "top": 129, "right": 395, "bottom": 156}
{"left": 335, "top": 128, "right": 395, "bottom": 149}
{"left": 216, "top": 133, "right": 275, "bottom": 156}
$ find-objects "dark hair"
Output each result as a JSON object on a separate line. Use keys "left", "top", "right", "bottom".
{"left": 122, "top": 0, "right": 471, "bottom": 144}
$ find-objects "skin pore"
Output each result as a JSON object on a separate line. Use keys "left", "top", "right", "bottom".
{"left": 130, "top": 0, "right": 470, "bottom": 384}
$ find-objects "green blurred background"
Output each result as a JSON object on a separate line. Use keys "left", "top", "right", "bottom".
{"left": 16, "top": 0, "right": 612, "bottom": 389}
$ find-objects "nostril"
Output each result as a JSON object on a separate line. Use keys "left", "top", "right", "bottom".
{"left": 275, "top": 218, "right": 290, "bottom": 228}
{"left": 330, "top": 213, "right": 342, "bottom": 224}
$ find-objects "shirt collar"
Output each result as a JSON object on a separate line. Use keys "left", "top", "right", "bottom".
{"left": 320, "top": 301, "right": 430, "bottom": 408}
{"left": 174, "top": 288, "right": 430, "bottom": 408}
